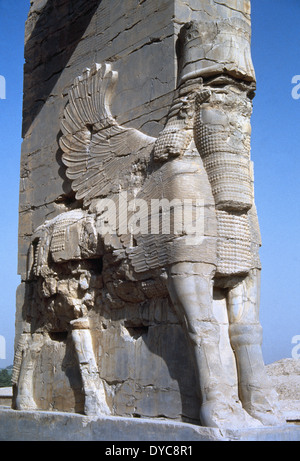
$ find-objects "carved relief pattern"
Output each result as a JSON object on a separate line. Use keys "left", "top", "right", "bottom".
{"left": 13, "top": 14, "right": 285, "bottom": 430}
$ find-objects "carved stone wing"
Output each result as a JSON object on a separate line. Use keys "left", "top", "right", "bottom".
{"left": 59, "top": 63, "right": 156, "bottom": 206}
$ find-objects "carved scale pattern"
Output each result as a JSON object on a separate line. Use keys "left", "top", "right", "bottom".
{"left": 194, "top": 119, "right": 252, "bottom": 211}
{"left": 216, "top": 210, "right": 253, "bottom": 275}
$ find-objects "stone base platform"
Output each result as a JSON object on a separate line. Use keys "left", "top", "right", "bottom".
{"left": 0, "top": 408, "right": 300, "bottom": 441}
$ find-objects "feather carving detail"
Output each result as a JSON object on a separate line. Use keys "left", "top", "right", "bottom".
{"left": 59, "top": 63, "right": 155, "bottom": 206}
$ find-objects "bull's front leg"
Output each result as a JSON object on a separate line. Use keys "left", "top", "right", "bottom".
{"left": 70, "top": 317, "right": 110, "bottom": 416}
{"left": 227, "top": 269, "right": 285, "bottom": 426}
{"left": 167, "top": 262, "right": 261, "bottom": 429}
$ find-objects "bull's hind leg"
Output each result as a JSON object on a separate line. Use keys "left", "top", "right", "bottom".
{"left": 167, "top": 262, "right": 261, "bottom": 429}
{"left": 70, "top": 317, "right": 110, "bottom": 416}
{"left": 227, "top": 269, "right": 285, "bottom": 426}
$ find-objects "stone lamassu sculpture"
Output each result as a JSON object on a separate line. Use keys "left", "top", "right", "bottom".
{"left": 13, "top": 18, "right": 285, "bottom": 429}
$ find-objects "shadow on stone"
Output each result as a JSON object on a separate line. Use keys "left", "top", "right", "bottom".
{"left": 22, "top": 0, "right": 102, "bottom": 137}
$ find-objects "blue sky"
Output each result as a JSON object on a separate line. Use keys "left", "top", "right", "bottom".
{"left": 0, "top": 0, "right": 299, "bottom": 368}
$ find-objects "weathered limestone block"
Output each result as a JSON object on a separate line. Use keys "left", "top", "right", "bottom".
{"left": 18, "top": 0, "right": 179, "bottom": 278}
{"left": 1, "top": 408, "right": 299, "bottom": 441}
{"left": 14, "top": 0, "right": 285, "bottom": 430}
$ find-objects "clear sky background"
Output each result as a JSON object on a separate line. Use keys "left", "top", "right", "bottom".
{"left": 0, "top": 0, "right": 299, "bottom": 368}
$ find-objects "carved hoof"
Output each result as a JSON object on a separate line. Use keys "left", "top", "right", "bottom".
{"left": 84, "top": 390, "right": 111, "bottom": 417}
{"left": 200, "top": 399, "right": 263, "bottom": 429}
{"left": 15, "top": 395, "right": 37, "bottom": 411}
{"left": 84, "top": 401, "right": 111, "bottom": 417}
{"left": 245, "top": 408, "right": 286, "bottom": 427}
{"left": 241, "top": 385, "right": 287, "bottom": 426}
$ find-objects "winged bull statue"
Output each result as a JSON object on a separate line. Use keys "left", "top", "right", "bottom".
{"left": 12, "top": 20, "right": 285, "bottom": 429}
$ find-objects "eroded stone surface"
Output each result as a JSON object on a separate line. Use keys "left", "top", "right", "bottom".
{"left": 1, "top": 408, "right": 300, "bottom": 442}
{"left": 266, "top": 359, "right": 300, "bottom": 422}
{"left": 14, "top": 0, "right": 284, "bottom": 430}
